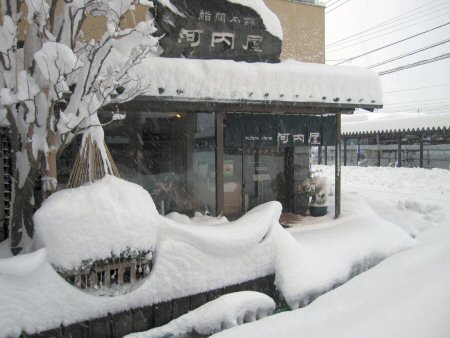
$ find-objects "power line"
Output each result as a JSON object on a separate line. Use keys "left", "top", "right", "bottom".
{"left": 326, "top": 0, "right": 352, "bottom": 14}
{"left": 385, "top": 97, "right": 450, "bottom": 106}
{"left": 327, "top": 8, "right": 450, "bottom": 53}
{"left": 334, "top": 22, "right": 450, "bottom": 65}
{"left": 367, "top": 38, "right": 450, "bottom": 69}
{"left": 327, "top": 0, "right": 449, "bottom": 48}
{"left": 384, "top": 83, "right": 450, "bottom": 94}
{"left": 378, "top": 52, "right": 450, "bottom": 76}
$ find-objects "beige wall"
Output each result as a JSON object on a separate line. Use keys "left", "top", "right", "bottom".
{"left": 265, "top": 0, "right": 325, "bottom": 63}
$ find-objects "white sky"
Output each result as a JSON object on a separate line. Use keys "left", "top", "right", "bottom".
{"left": 325, "top": 0, "right": 450, "bottom": 115}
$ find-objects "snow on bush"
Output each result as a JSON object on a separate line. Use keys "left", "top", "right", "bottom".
{"left": 34, "top": 176, "right": 159, "bottom": 270}
{"left": 125, "top": 291, "right": 276, "bottom": 338}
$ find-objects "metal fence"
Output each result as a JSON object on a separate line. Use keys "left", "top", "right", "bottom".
{"left": 311, "top": 144, "right": 450, "bottom": 170}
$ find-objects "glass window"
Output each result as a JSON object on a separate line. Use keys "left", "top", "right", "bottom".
{"left": 87, "top": 111, "right": 217, "bottom": 215}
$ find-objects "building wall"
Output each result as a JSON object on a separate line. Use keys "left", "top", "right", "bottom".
{"left": 264, "top": 0, "right": 325, "bottom": 63}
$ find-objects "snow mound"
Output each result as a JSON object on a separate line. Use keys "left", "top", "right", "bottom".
{"left": 275, "top": 195, "right": 415, "bottom": 309}
{"left": 34, "top": 176, "right": 159, "bottom": 270}
{"left": 125, "top": 291, "right": 276, "bottom": 338}
{"left": 159, "top": 201, "right": 282, "bottom": 255}
{"left": 0, "top": 248, "right": 47, "bottom": 276}
{"left": 165, "top": 211, "right": 229, "bottom": 226}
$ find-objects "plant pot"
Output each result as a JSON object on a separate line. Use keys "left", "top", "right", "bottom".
{"left": 309, "top": 205, "right": 328, "bottom": 217}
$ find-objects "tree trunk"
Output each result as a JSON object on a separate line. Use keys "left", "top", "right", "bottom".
{"left": 10, "top": 165, "right": 40, "bottom": 254}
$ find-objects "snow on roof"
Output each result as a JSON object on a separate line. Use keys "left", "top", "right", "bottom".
{"left": 342, "top": 112, "right": 450, "bottom": 135}
{"left": 136, "top": 57, "right": 383, "bottom": 109}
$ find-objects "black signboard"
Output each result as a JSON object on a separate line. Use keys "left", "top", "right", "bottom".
{"left": 154, "top": 0, "right": 282, "bottom": 62}
{"left": 225, "top": 114, "right": 336, "bottom": 149}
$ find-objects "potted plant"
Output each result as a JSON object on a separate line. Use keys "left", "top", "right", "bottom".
{"left": 298, "top": 174, "right": 329, "bottom": 217}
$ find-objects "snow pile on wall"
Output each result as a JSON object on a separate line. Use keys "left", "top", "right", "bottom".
{"left": 212, "top": 223, "right": 450, "bottom": 338}
{"left": 126, "top": 291, "right": 275, "bottom": 338}
{"left": 138, "top": 57, "right": 383, "bottom": 108}
{"left": 159, "top": 202, "right": 281, "bottom": 255}
{"left": 165, "top": 211, "right": 229, "bottom": 226}
{"left": 34, "top": 176, "right": 159, "bottom": 270}
{"left": 276, "top": 196, "right": 415, "bottom": 309}
{"left": 0, "top": 170, "right": 421, "bottom": 336}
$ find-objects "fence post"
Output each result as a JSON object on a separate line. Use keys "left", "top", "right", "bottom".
{"left": 335, "top": 113, "right": 341, "bottom": 219}
{"left": 397, "top": 134, "right": 402, "bottom": 167}
{"left": 343, "top": 137, "right": 347, "bottom": 166}
{"left": 419, "top": 134, "right": 424, "bottom": 168}
{"left": 377, "top": 134, "right": 381, "bottom": 167}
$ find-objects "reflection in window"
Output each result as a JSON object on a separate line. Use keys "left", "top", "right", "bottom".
{"left": 100, "top": 112, "right": 216, "bottom": 215}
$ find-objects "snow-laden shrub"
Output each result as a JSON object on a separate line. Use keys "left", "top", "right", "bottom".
{"left": 34, "top": 176, "right": 159, "bottom": 271}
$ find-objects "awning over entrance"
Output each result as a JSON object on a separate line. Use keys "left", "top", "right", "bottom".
{"left": 131, "top": 57, "right": 383, "bottom": 112}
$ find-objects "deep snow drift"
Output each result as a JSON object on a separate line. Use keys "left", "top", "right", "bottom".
{"left": 1, "top": 165, "right": 442, "bottom": 337}
{"left": 212, "top": 165, "right": 450, "bottom": 338}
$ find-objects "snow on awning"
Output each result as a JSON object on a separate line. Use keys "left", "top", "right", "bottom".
{"left": 342, "top": 112, "right": 450, "bottom": 135}
{"left": 136, "top": 57, "right": 383, "bottom": 111}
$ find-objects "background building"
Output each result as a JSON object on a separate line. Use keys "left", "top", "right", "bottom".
{"left": 265, "top": 0, "right": 325, "bottom": 63}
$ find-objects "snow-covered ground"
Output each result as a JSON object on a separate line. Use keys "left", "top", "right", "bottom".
{"left": 0, "top": 166, "right": 449, "bottom": 337}
{"left": 212, "top": 165, "right": 450, "bottom": 338}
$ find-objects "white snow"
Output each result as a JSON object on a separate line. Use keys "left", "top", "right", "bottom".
{"left": 342, "top": 112, "right": 450, "bottom": 135}
{"left": 137, "top": 57, "right": 383, "bottom": 108}
{"left": 165, "top": 211, "right": 229, "bottom": 226}
{"left": 227, "top": 0, "right": 283, "bottom": 40}
{"left": 213, "top": 223, "right": 450, "bottom": 338}
{"left": 33, "top": 176, "right": 159, "bottom": 270}
{"left": 125, "top": 291, "right": 275, "bottom": 338}
{"left": 2, "top": 165, "right": 450, "bottom": 336}
{"left": 34, "top": 42, "right": 80, "bottom": 85}
{"left": 211, "top": 164, "right": 450, "bottom": 338}
{"left": 0, "top": 248, "right": 47, "bottom": 276}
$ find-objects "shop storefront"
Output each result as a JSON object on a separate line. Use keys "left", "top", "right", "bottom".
{"left": 55, "top": 0, "right": 382, "bottom": 220}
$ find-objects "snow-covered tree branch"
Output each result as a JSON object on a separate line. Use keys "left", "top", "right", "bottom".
{"left": 0, "top": 0, "right": 159, "bottom": 253}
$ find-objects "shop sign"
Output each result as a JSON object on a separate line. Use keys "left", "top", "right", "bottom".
{"left": 155, "top": 0, "right": 282, "bottom": 62}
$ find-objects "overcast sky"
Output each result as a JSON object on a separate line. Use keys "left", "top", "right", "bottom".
{"left": 324, "top": 0, "right": 450, "bottom": 115}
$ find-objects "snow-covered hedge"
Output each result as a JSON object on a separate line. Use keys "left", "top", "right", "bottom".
{"left": 34, "top": 176, "right": 159, "bottom": 271}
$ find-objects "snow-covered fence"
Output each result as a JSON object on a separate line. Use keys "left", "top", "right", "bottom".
{"left": 313, "top": 144, "right": 450, "bottom": 170}
{"left": 61, "top": 255, "right": 152, "bottom": 289}
{"left": 25, "top": 275, "right": 283, "bottom": 338}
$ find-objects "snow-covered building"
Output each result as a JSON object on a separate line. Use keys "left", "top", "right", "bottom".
{"left": 0, "top": 0, "right": 382, "bottom": 244}
{"left": 55, "top": 0, "right": 381, "bottom": 220}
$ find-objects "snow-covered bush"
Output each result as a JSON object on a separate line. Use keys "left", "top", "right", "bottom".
{"left": 0, "top": 1, "right": 159, "bottom": 253}
{"left": 34, "top": 176, "right": 159, "bottom": 275}
{"left": 298, "top": 175, "right": 329, "bottom": 206}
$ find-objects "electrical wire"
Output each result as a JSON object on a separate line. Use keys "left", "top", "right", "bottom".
{"left": 378, "top": 52, "right": 450, "bottom": 76}
{"left": 327, "top": 0, "right": 450, "bottom": 48}
{"left": 328, "top": 11, "right": 450, "bottom": 53}
{"left": 326, "top": 0, "right": 352, "bottom": 14}
{"left": 384, "top": 97, "right": 450, "bottom": 106}
{"left": 333, "top": 22, "right": 450, "bottom": 65}
{"left": 367, "top": 38, "right": 450, "bottom": 69}
{"left": 384, "top": 83, "right": 450, "bottom": 93}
